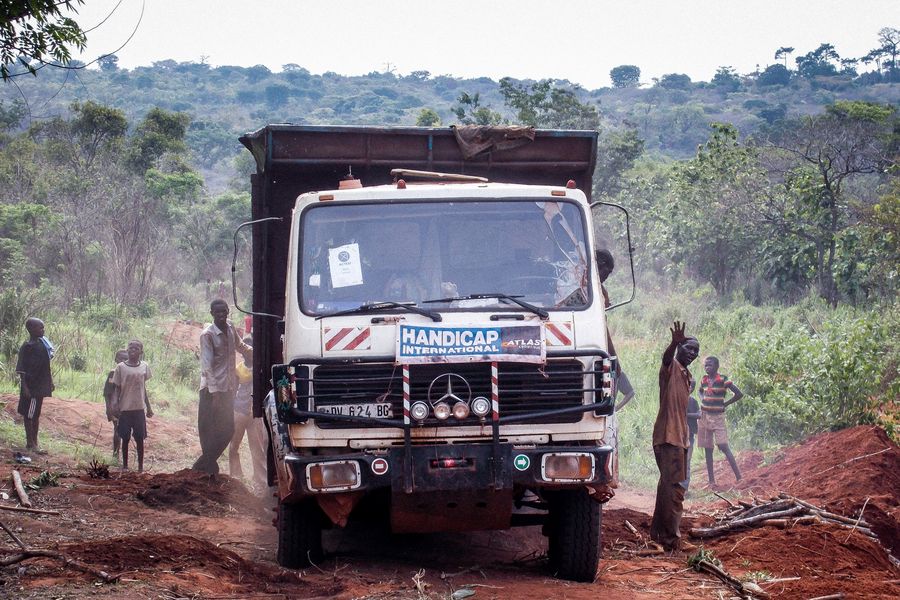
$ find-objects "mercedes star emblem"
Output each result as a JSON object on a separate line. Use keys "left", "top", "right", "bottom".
{"left": 427, "top": 373, "right": 472, "bottom": 405}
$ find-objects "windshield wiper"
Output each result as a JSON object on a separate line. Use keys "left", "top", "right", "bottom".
{"left": 423, "top": 293, "right": 549, "bottom": 319}
{"left": 315, "top": 301, "right": 442, "bottom": 322}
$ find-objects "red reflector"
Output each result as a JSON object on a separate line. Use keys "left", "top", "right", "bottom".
{"left": 566, "top": 179, "right": 577, "bottom": 189}
{"left": 319, "top": 194, "right": 334, "bottom": 201}
{"left": 551, "top": 190, "right": 566, "bottom": 196}
{"left": 430, "top": 458, "right": 473, "bottom": 469}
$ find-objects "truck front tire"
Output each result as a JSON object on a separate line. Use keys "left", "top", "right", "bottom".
{"left": 277, "top": 499, "right": 323, "bottom": 568}
{"left": 547, "top": 489, "right": 602, "bottom": 582}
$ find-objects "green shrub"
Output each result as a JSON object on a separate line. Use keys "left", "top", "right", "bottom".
{"left": 68, "top": 353, "right": 86, "bottom": 372}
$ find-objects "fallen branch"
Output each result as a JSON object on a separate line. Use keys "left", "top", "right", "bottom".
{"left": 0, "top": 520, "right": 26, "bottom": 550}
{"left": 806, "top": 594, "right": 844, "bottom": 600}
{"left": 0, "top": 549, "right": 118, "bottom": 583}
{"left": 0, "top": 504, "right": 59, "bottom": 516}
{"left": 691, "top": 506, "right": 805, "bottom": 538}
{"left": 760, "top": 576, "right": 802, "bottom": 585}
{"left": 778, "top": 494, "right": 871, "bottom": 527}
{"left": 11, "top": 471, "right": 31, "bottom": 508}
{"left": 695, "top": 559, "right": 760, "bottom": 598}
{"left": 805, "top": 447, "right": 890, "bottom": 479}
{"left": 712, "top": 491, "right": 736, "bottom": 508}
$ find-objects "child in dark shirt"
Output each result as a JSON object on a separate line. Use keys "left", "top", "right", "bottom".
{"left": 681, "top": 380, "right": 701, "bottom": 490}
{"left": 15, "top": 318, "right": 54, "bottom": 453}
{"left": 103, "top": 349, "right": 128, "bottom": 460}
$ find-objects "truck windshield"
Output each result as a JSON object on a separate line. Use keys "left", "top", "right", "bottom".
{"left": 299, "top": 199, "right": 591, "bottom": 315}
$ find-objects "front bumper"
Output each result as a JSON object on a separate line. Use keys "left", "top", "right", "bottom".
{"left": 281, "top": 443, "right": 612, "bottom": 498}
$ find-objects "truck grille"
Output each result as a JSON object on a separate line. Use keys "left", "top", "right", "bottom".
{"left": 311, "top": 360, "right": 588, "bottom": 429}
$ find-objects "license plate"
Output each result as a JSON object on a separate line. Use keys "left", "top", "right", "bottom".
{"left": 316, "top": 403, "right": 393, "bottom": 418}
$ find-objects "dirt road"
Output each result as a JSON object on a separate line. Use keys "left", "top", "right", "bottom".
{"left": 0, "top": 394, "right": 896, "bottom": 599}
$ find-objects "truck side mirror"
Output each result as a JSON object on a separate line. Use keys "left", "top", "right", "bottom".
{"left": 590, "top": 201, "right": 635, "bottom": 311}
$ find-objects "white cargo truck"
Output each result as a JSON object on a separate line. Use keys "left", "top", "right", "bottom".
{"left": 238, "top": 125, "right": 632, "bottom": 582}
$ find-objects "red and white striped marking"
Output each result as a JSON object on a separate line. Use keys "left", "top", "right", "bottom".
{"left": 491, "top": 361, "right": 499, "bottom": 422}
{"left": 402, "top": 364, "right": 410, "bottom": 426}
{"left": 544, "top": 322, "right": 573, "bottom": 347}
{"left": 324, "top": 326, "right": 371, "bottom": 351}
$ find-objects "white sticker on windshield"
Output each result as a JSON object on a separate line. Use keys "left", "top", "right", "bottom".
{"left": 329, "top": 243, "right": 364, "bottom": 288}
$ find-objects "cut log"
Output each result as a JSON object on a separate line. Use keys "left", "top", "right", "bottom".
{"left": 690, "top": 506, "right": 806, "bottom": 538}
{"left": 11, "top": 471, "right": 31, "bottom": 508}
{"left": 737, "top": 499, "right": 795, "bottom": 520}
{"left": 779, "top": 494, "right": 871, "bottom": 528}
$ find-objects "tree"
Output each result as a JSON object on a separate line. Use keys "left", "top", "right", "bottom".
{"left": 452, "top": 92, "right": 502, "bottom": 126}
{"left": 774, "top": 46, "right": 794, "bottom": 68}
{"left": 758, "top": 101, "right": 897, "bottom": 304}
{"left": 665, "top": 123, "right": 764, "bottom": 294}
{"left": 711, "top": 66, "right": 741, "bottom": 92}
{"left": 865, "top": 27, "right": 900, "bottom": 82}
{"left": 98, "top": 54, "right": 119, "bottom": 73}
{"left": 1, "top": 1, "right": 86, "bottom": 79}
{"left": 265, "top": 84, "right": 290, "bottom": 108}
{"left": 415, "top": 108, "right": 441, "bottom": 127}
{"left": 0, "top": 99, "right": 25, "bottom": 131}
{"left": 795, "top": 43, "right": 840, "bottom": 78}
{"left": 757, "top": 64, "right": 791, "bottom": 87}
{"left": 498, "top": 78, "right": 599, "bottom": 129}
{"left": 245, "top": 64, "right": 271, "bottom": 84}
{"left": 593, "top": 126, "right": 644, "bottom": 199}
{"left": 656, "top": 73, "right": 692, "bottom": 90}
{"left": 609, "top": 65, "right": 640, "bottom": 88}
{"left": 127, "top": 108, "right": 191, "bottom": 173}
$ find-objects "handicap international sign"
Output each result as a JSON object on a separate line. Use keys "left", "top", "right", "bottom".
{"left": 396, "top": 324, "right": 546, "bottom": 365}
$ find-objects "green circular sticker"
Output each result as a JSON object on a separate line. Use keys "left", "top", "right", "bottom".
{"left": 513, "top": 454, "right": 531, "bottom": 471}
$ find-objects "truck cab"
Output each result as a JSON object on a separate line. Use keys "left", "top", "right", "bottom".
{"left": 240, "top": 126, "right": 625, "bottom": 582}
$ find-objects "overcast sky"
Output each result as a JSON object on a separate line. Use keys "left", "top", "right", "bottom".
{"left": 72, "top": 1, "right": 895, "bottom": 88}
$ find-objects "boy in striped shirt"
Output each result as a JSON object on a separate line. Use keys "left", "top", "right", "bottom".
{"left": 698, "top": 356, "right": 743, "bottom": 487}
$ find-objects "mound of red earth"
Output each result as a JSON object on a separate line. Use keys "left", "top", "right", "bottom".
{"left": 136, "top": 469, "right": 269, "bottom": 518}
{"left": 162, "top": 319, "right": 204, "bottom": 353}
{"left": 50, "top": 534, "right": 339, "bottom": 596}
{"left": 707, "top": 522, "right": 898, "bottom": 599}
{"left": 731, "top": 425, "right": 900, "bottom": 555}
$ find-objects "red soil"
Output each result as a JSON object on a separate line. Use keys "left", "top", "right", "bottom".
{"left": 734, "top": 425, "right": 900, "bottom": 555}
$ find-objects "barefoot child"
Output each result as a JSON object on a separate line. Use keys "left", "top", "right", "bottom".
{"left": 103, "top": 349, "right": 129, "bottom": 460}
{"left": 111, "top": 340, "right": 154, "bottom": 471}
{"left": 698, "top": 356, "right": 744, "bottom": 486}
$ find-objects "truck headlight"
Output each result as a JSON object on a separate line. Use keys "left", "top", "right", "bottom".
{"left": 410, "top": 401, "right": 429, "bottom": 422}
{"left": 471, "top": 396, "right": 491, "bottom": 418}
{"left": 541, "top": 453, "right": 595, "bottom": 482}
{"left": 452, "top": 401, "right": 470, "bottom": 419}
{"left": 433, "top": 402, "right": 451, "bottom": 420}
{"left": 306, "top": 460, "right": 361, "bottom": 492}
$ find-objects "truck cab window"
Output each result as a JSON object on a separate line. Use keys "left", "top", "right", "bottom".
{"left": 299, "top": 199, "right": 591, "bottom": 314}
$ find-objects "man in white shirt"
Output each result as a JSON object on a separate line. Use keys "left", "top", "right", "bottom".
{"left": 192, "top": 299, "right": 253, "bottom": 475}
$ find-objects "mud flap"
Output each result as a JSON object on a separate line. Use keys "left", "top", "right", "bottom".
{"left": 391, "top": 489, "right": 513, "bottom": 533}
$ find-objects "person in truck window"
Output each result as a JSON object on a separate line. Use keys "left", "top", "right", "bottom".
{"left": 595, "top": 249, "right": 634, "bottom": 408}
{"left": 650, "top": 321, "right": 698, "bottom": 551}
{"left": 15, "top": 317, "right": 54, "bottom": 453}
{"left": 192, "top": 299, "right": 253, "bottom": 476}
{"left": 111, "top": 340, "right": 154, "bottom": 472}
{"left": 698, "top": 356, "right": 744, "bottom": 487}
